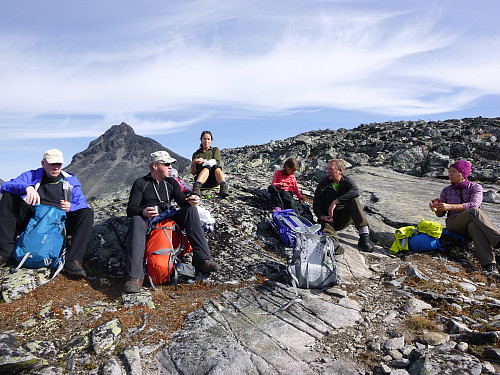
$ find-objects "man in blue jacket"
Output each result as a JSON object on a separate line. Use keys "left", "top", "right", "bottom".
{"left": 0, "top": 149, "right": 94, "bottom": 277}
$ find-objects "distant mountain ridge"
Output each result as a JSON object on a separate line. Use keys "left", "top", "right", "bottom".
{"left": 65, "top": 122, "right": 190, "bottom": 198}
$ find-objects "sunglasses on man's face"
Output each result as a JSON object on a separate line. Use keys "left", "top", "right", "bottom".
{"left": 159, "top": 162, "right": 172, "bottom": 167}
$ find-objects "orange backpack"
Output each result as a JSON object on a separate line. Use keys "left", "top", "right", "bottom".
{"left": 145, "top": 219, "right": 193, "bottom": 286}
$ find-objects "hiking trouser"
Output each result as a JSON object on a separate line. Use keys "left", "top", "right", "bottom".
{"left": 268, "top": 185, "right": 296, "bottom": 211}
{"left": 0, "top": 192, "right": 35, "bottom": 257}
{"left": 0, "top": 192, "right": 94, "bottom": 261}
{"left": 446, "top": 208, "right": 500, "bottom": 266}
{"left": 65, "top": 208, "right": 94, "bottom": 263}
{"left": 321, "top": 198, "right": 369, "bottom": 240}
{"left": 126, "top": 205, "right": 212, "bottom": 280}
{"left": 195, "top": 164, "right": 222, "bottom": 189}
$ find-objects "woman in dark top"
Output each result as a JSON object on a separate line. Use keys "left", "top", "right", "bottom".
{"left": 191, "top": 130, "right": 229, "bottom": 198}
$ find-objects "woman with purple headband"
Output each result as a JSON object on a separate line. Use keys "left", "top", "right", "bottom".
{"left": 430, "top": 160, "right": 500, "bottom": 275}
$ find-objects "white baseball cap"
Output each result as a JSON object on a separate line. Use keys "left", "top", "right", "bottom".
{"left": 43, "top": 149, "right": 64, "bottom": 164}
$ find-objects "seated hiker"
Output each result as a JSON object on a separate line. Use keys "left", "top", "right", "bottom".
{"left": 0, "top": 149, "right": 94, "bottom": 277}
{"left": 313, "top": 159, "right": 374, "bottom": 253}
{"left": 268, "top": 157, "right": 305, "bottom": 213}
{"left": 191, "top": 130, "right": 229, "bottom": 198}
{"left": 125, "top": 151, "right": 220, "bottom": 293}
{"left": 430, "top": 160, "right": 500, "bottom": 275}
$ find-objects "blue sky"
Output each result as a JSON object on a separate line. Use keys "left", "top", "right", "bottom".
{"left": 1, "top": 0, "right": 500, "bottom": 180}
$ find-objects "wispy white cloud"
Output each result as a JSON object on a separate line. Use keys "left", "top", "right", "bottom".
{"left": 1, "top": 0, "right": 500, "bottom": 139}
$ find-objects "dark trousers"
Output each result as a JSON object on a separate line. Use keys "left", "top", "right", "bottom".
{"left": 0, "top": 191, "right": 94, "bottom": 262}
{"left": 126, "top": 205, "right": 212, "bottom": 280}
{"left": 195, "top": 165, "right": 222, "bottom": 188}
{"left": 446, "top": 208, "right": 500, "bottom": 266}
{"left": 268, "top": 185, "right": 296, "bottom": 211}
{"left": 321, "top": 198, "right": 369, "bottom": 240}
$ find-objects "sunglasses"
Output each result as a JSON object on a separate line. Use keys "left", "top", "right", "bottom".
{"left": 159, "top": 162, "right": 172, "bottom": 167}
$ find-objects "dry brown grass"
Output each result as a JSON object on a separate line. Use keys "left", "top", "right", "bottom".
{"left": 404, "top": 315, "right": 439, "bottom": 334}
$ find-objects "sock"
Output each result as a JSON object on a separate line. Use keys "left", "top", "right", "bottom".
{"left": 358, "top": 226, "right": 369, "bottom": 235}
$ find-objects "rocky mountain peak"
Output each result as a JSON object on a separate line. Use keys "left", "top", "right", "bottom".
{"left": 65, "top": 123, "right": 190, "bottom": 198}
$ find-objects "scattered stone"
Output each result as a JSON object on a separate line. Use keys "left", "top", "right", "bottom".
{"left": 0, "top": 333, "right": 47, "bottom": 373}
{"left": 419, "top": 332, "right": 450, "bottom": 346}
{"left": 384, "top": 336, "right": 405, "bottom": 351}
{"left": 447, "top": 319, "right": 472, "bottom": 334}
{"left": 456, "top": 342, "right": 468, "bottom": 352}
{"left": 324, "top": 287, "right": 347, "bottom": 298}
{"left": 408, "top": 348, "right": 482, "bottom": 375}
{"left": 406, "top": 264, "right": 430, "bottom": 281}
{"left": 403, "top": 298, "right": 432, "bottom": 314}
{"left": 459, "top": 282, "right": 477, "bottom": 292}
{"left": 483, "top": 348, "right": 500, "bottom": 362}
{"left": 91, "top": 318, "right": 122, "bottom": 355}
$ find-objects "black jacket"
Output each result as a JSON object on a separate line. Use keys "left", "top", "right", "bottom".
{"left": 126, "top": 173, "right": 189, "bottom": 218}
{"left": 313, "top": 175, "right": 360, "bottom": 218}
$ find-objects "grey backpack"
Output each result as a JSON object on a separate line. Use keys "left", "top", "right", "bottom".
{"left": 288, "top": 233, "right": 341, "bottom": 290}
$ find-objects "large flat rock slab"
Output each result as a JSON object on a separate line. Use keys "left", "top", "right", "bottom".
{"left": 157, "top": 281, "right": 361, "bottom": 374}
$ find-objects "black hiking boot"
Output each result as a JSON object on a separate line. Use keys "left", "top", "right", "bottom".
{"left": 219, "top": 181, "right": 229, "bottom": 198}
{"left": 63, "top": 260, "right": 87, "bottom": 278}
{"left": 483, "top": 263, "right": 500, "bottom": 276}
{"left": 358, "top": 233, "right": 374, "bottom": 252}
{"left": 192, "top": 181, "right": 202, "bottom": 197}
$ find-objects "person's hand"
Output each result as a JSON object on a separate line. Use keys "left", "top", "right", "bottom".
{"left": 25, "top": 186, "right": 40, "bottom": 205}
{"left": 433, "top": 202, "right": 449, "bottom": 212}
{"left": 60, "top": 200, "right": 71, "bottom": 212}
{"left": 321, "top": 215, "right": 333, "bottom": 223}
{"left": 186, "top": 195, "right": 200, "bottom": 206}
{"left": 143, "top": 206, "right": 159, "bottom": 219}
{"left": 193, "top": 158, "right": 204, "bottom": 165}
{"left": 328, "top": 201, "right": 337, "bottom": 218}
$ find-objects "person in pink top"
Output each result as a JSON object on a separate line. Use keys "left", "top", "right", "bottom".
{"left": 430, "top": 160, "right": 500, "bottom": 275}
{"left": 268, "top": 158, "right": 305, "bottom": 213}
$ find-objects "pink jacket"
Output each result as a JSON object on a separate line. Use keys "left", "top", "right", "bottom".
{"left": 271, "top": 170, "right": 303, "bottom": 200}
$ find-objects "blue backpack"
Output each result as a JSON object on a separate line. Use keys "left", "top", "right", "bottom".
{"left": 13, "top": 205, "right": 66, "bottom": 274}
{"left": 271, "top": 209, "right": 322, "bottom": 247}
{"left": 408, "top": 229, "right": 465, "bottom": 252}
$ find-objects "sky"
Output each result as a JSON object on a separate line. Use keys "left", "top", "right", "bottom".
{"left": 1, "top": 0, "right": 500, "bottom": 181}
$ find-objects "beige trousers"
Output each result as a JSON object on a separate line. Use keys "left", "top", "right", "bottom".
{"left": 446, "top": 208, "right": 500, "bottom": 266}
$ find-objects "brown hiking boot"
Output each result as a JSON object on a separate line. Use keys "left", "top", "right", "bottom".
{"left": 194, "top": 259, "right": 221, "bottom": 273}
{"left": 124, "top": 278, "right": 143, "bottom": 293}
{"left": 63, "top": 260, "right": 87, "bottom": 278}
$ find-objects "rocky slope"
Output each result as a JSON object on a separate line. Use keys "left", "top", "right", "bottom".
{"left": 65, "top": 123, "right": 190, "bottom": 198}
{"left": 0, "top": 117, "right": 499, "bottom": 374}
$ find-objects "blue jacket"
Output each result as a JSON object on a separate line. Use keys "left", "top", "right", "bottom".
{"left": 1, "top": 168, "right": 89, "bottom": 212}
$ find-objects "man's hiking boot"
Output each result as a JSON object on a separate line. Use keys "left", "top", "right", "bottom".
{"left": 219, "top": 181, "right": 229, "bottom": 198}
{"left": 63, "top": 260, "right": 87, "bottom": 278}
{"left": 124, "top": 278, "right": 143, "bottom": 293}
{"left": 334, "top": 245, "right": 345, "bottom": 255}
{"left": 483, "top": 263, "right": 500, "bottom": 276}
{"left": 192, "top": 181, "right": 202, "bottom": 197}
{"left": 0, "top": 255, "right": 9, "bottom": 268}
{"left": 358, "top": 233, "right": 374, "bottom": 253}
{"left": 194, "top": 259, "right": 221, "bottom": 273}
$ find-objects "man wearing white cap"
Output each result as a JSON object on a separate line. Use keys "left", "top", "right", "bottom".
{"left": 124, "top": 150, "right": 220, "bottom": 293}
{"left": 0, "top": 149, "right": 94, "bottom": 277}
